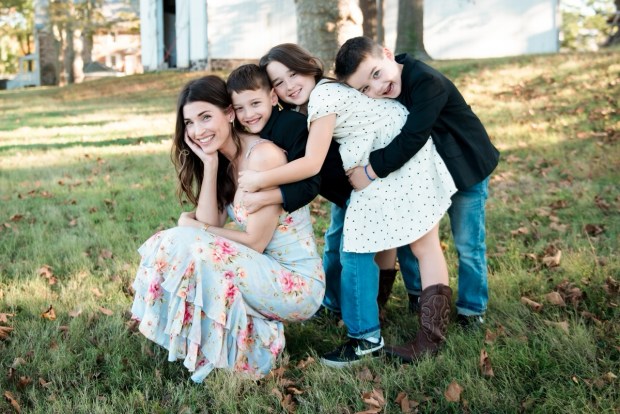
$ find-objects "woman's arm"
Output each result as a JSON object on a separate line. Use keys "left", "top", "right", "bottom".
{"left": 237, "top": 114, "right": 336, "bottom": 192}
{"left": 180, "top": 143, "right": 287, "bottom": 253}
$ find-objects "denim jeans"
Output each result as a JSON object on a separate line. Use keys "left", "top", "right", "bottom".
{"left": 398, "top": 177, "right": 490, "bottom": 316}
{"left": 322, "top": 202, "right": 381, "bottom": 339}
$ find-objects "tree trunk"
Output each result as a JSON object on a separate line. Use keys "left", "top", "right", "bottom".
{"left": 604, "top": 0, "right": 620, "bottom": 47}
{"left": 294, "top": 0, "right": 362, "bottom": 73}
{"left": 359, "top": 0, "right": 377, "bottom": 40}
{"left": 395, "top": 0, "right": 431, "bottom": 60}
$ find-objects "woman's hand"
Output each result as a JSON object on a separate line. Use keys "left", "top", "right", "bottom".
{"left": 184, "top": 135, "right": 219, "bottom": 168}
{"left": 237, "top": 170, "right": 263, "bottom": 192}
{"left": 346, "top": 165, "right": 374, "bottom": 191}
{"left": 178, "top": 211, "right": 198, "bottom": 227}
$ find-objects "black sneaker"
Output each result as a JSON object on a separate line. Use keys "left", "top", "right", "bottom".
{"left": 320, "top": 337, "right": 384, "bottom": 368}
{"left": 310, "top": 305, "right": 342, "bottom": 322}
{"left": 457, "top": 314, "right": 484, "bottom": 329}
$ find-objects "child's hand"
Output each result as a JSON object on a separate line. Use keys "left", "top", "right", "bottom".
{"left": 346, "top": 165, "right": 374, "bottom": 191}
{"left": 239, "top": 191, "right": 267, "bottom": 214}
{"left": 238, "top": 170, "right": 262, "bottom": 192}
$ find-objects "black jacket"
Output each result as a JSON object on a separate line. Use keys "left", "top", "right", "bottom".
{"left": 368, "top": 54, "right": 500, "bottom": 190}
{"left": 259, "top": 107, "right": 320, "bottom": 212}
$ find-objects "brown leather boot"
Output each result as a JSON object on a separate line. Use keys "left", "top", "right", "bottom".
{"left": 384, "top": 284, "right": 452, "bottom": 362}
{"left": 377, "top": 268, "right": 397, "bottom": 309}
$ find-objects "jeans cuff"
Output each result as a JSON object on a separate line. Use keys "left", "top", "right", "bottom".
{"left": 348, "top": 328, "right": 381, "bottom": 340}
{"left": 456, "top": 307, "right": 485, "bottom": 316}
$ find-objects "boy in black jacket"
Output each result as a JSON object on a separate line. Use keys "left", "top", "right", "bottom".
{"left": 335, "top": 36, "right": 500, "bottom": 361}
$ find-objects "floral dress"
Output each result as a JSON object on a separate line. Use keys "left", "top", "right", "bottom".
{"left": 131, "top": 202, "right": 325, "bottom": 383}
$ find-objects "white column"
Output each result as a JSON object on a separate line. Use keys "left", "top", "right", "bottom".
{"left": 176, "top": 0, "right": 190, "bottom": 68}
{"left": 140, "top": 0, "right": 159, "bottom": 71}
{"left": 189, "top": 0, "right": 208, "bottom": 63}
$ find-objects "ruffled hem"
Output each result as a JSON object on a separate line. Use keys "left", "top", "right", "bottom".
{"left": 131, "top": 230, "right": 286, "bottom": 382}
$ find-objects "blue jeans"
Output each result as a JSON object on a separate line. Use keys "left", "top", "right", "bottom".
{"left": 322, "top": 202, "right": 381, "bottom": 339}
{"left": 398, "top": 177, "right": 490, "bottom": 316}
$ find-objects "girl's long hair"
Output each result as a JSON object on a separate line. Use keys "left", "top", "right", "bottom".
{"left": 171, "top": 75, "right": 240, "bottom": 212}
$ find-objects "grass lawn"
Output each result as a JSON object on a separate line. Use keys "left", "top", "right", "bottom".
{"left": 0, "top": 51, "right": 618, "bottom": 413}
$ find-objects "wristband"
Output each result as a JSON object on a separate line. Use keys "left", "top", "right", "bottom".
{"left": 364, "top": 165, "right": 375, "bottom": 182}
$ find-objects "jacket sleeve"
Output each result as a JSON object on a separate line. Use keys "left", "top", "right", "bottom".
{"left": 278, "top": 119, "right": 321, "bottom": 212}
{"left": 369, "top": 73, "right": 448, "bottom": 178}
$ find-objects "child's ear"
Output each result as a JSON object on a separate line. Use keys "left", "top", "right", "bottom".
{"left": 383, "top": 47, "right": 395, "bottom": 61}
{"left": 269, "top": 88, "right": 279, "bottom": 106}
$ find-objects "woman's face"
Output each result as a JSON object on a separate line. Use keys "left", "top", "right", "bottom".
{"left": 183, "top": 101, "right": 233, "bottom": 153}
{"left": 266, "top": 61, "right": 316, "bottom": 107}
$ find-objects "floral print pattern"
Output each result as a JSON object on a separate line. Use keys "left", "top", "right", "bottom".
{"left": 131, "top": 204, "right": 324, "bottom": 383}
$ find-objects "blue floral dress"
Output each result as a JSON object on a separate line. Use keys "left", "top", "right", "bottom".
{"left": 131, "top": 203, "right": 325, "bottom": 383}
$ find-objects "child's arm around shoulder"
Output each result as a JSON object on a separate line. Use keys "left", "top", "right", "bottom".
{"left": 238, "top": 114, "right": 336, "bottom": 192}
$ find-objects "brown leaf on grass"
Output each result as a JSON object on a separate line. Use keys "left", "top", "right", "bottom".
{"left": 295, "top": 356, "right": 315, "bottom": 370}
{"left": 356, "top": 367, "right": 374, "bottom": 381}
{"left": 9, "top": 214, "right": 24, "bottom": 222}
{"left": 0, "top": 325, "right": 14, "bottom": 340}
{"left": 41, "top": 305, "right": 56, "bottom": 320}
{"left": 361, "top": 388, "right": 386, "bottom": 410}
{"left": 3, "top": 391, "right": 21, "bottom": 413}
{"left": 584, "top": 224, "right": 605, "bottom": 236}
{"left": 543, "top": 320, "right": 569, "bottom": 334}
{"left": 542, "top": 250, "right": 562, "bottom": 267}
{"left": 580, "top": 311, "right": 602, "bottom": 326}
{"left": 549, "top": 200, "right": 568, "bottom": 210}
{"left": 484, "top": 329, "right": 497, "bottom": 345}
{"left": 602, "top": 372, "right": 617, "bottom": 382}
{"left": 17, "top": 376, "right": 32, "bottom": 389}
{"left": 38, "top": 377, "right": 52, "bottom": 388}
{"left": 88, "top": 207, "right": 98, "bottom": 213}
{"left": 479, "top": 349, "right": 495, "bottom": 377}
{"left": 545, "top": 291, "right": 566, "bottom": 306}
{"left": 11, "top": 358, "right": 26, "bottom": 369}
{"left": 91, "top": 288, "right": 104, "bottom": 298}
{"left": 98, "top": 306, "right": 113, "bottom": 316}
{"left": 444, "top": 380, "right": 463, "bottom": 402}
{"left": 510, "top": 226, "right": 529, "bottom": 235}
{"left": 548, "top": 222, "right": 568, "bottom": 233}
{"left": 0, "top": 313, "right": 15, "bottom": 323}
{"left": 38, "top": 265, "right": 57, "bottom": 285}
{"left": 271, "top": 388, "right": 297, "bottom": 414}
{"left": 594, "top": 195, "right": 611, "bottom": 212}
{"left": 603, "top": 277, "right": 619, "bottom": 296}
{"left": 521, "top": 297, "right": 543, "bottom": 312}
{"left": 68, "top": 218, "right": 78, "bottom": 227}
{"left": 286, "top": 386, "right": 304, "bottom": 395}
{"left": 395, "top": 392, "right": 418, "bottom": 413}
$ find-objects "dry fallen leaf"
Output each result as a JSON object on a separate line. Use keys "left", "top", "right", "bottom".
{"left": 98, "top": 306, "right": 113, "bottom": 316}
{"left": 511, "top": 226, "right": 529, "bottom": 235}
{"left": 295, "top": 356, "right": 315, "bottom": 370}
{"left": 39, "top": 377, "right": 52, "bottom": 388}
{"left": 521, "top": 297, "right": 543, "bottom": 312}
{"left": 484, "top": 329, "right": 497, "bottom": 345}
{"left": 395, "top": 391, "right": 418, "bottom": 413}
{"left": 68, "top": 309, "right": 83, "bottom": 318}
{"left": 545, "top": 291, "right": 566, "bottom": 306}
{"left": 91, "top": 288, "right": 104, "bottom": 298}
{"left": 602, "top": 372, "right": 617, "bottom": 382}
{"left": 0, "top": 325, "right": 14, "bottom": 340}
{"left": 0, "top": 313, "right": 15, "bottom": 323}
{"left": 479, "top": 349, "right": 495, "bottom": 377}
{"left": 444, "top": 380, "right": 463, "bottom": 402}
{"left": 3, "top": 391, "right": 21, "bottom": 413}
{"left": 584, "top": 224, "right": 604, "bottom": 236}
{"left": 99, "top": 249, "right": 114, "bottom": 260}
{"left": 38, "top": 265, "right": 57, "bottom": 285}
{"left": 361, "top": 388, "right": 386, "bottom": 410}
{"left": 356, "top": 367, "right": 374, "bottom": 381}
{"left": 17, "top": 376, "right": 32, "bottom": 389}
{"left": 41, "top": 305, "right": 56, "bottom": 321}
{"left": 542, "top": 250, "right": 562, "bottom": 267}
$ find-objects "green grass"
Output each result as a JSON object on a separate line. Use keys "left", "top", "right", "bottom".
{"left": 1, "top": 51, "right": 619, "bottom": 413}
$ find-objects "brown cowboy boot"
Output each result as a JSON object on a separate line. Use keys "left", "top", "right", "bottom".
{"left": 384, "top": 284, "right": 452, "bottom": 362}
{"left": 377, "top": 268, "right": 397, "bottom": 309}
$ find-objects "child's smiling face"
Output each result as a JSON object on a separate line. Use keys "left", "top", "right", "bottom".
{"left": 266, "top": 61, "right": 316, "bottom": 107}
{"left": 231, "top": 87, "right": 278, "bottom": 134}
{"left": 345, "top": 49, "right": 403, "bottom": 99}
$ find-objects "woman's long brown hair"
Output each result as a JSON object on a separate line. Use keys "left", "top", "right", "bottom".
{"left": 171, "top": 75, "right": 240, "bottom": 212}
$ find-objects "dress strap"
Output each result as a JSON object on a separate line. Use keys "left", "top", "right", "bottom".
{"left": 245, "top": 139, "right": 271, "bottom": 159}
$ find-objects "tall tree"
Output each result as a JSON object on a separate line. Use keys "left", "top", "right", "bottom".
{"left": 604, "top": 0, "right": 620, "bottom": 46}
{"left": 294, "top": 0, "right": 362, "bottom": 72}
{"left": 395, "top": 0, "right": 430, "bottom": 60}
{"left": 0, "top": 0, "right": 34, "bottom": 73}
{"left": 359, "top": 0, "right": 384, "bottom": 43}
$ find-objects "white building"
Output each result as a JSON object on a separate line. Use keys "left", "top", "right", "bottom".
{"left": 139, "top": 0, "right": 560, "bottom": 71}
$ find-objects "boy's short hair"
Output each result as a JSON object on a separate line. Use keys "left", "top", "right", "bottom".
{"left": 335, "top": 36, "right": 384, "bottom": 81}
{"left": 227, "top": 64, "right": 271, "bottom": 95}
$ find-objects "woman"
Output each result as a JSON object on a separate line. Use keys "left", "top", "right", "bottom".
{"left": 130, "top": 75, "right": 325, "bottom": 383}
